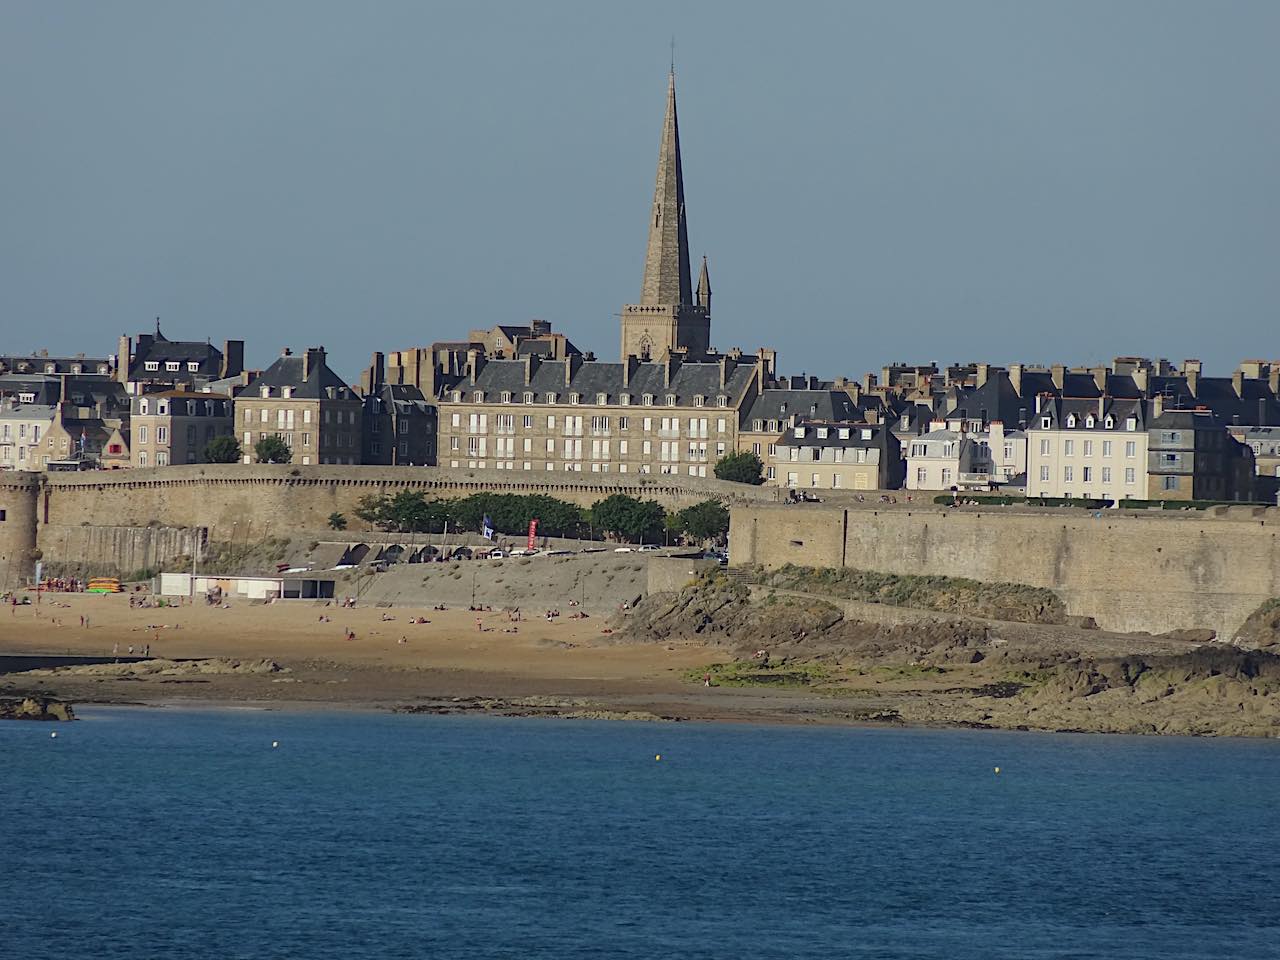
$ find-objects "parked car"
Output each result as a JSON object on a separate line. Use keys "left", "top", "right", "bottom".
{"left": 613, "top": 546, "right": 634, "bottom": 553}
{"left": 637, "top": 544, "right": 659, "bottom": 552}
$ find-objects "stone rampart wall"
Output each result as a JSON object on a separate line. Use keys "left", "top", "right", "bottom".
{"left": 730, "top": 504, "right": 1280, "bottom": 639}
{"left": 39, "top": 465, "right": 778, "bottom": 540}
{"left": 40, "top": 524, "right": 206, "bottom": 579}
{"left": 0, "top": 474, "right": 40, "bottom": 586}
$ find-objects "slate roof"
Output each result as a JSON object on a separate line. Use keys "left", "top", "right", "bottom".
{"left": 1029, "top": 397, "right": 1148, "bottom": 430}
{"left": 454, "top": 357, "right": 759, "bottom": 407}
{"left": 130, "top": 327, "right": 225, "bottom": 377}
{"left": 742, "top": 388, "right": 860, "bottom": 427}
{"left": 243, "top": 353, "right": 355, "bottom": 400}
{"left": 775, "top": 420, "right": 892, "bottom": 450}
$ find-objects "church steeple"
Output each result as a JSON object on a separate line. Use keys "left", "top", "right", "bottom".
{"left": 696, "top": 255, "right": 711, "bottom": 311}
{"left": 639, "top": 71, "right": 693, "bottom": 307}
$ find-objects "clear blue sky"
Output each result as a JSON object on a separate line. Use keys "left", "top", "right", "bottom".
{"left": 3, "top": 0, "right": 1278, "bottom": 383}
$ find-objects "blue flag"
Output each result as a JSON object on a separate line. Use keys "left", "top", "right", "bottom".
{"left": 482, "top": 515, "right": 494, "bottom": 540}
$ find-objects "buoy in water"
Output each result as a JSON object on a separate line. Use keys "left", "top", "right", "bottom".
{"left": 50, "top": 731, "right": 58, "bottom": 739}
{"left": 655, "top": 754, "right": 661, "bottom": 761}
{"left": 994, "top": 766, "right": 1000, "bottom": 774}
{"left": 272, "top": 741, "right": 279, "bottom": 748}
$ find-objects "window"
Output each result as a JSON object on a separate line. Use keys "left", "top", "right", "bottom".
{"left": 596, "top": 393, "right": 608, "bottom": 405}
{"left": 138, "top": 425, "right": 148, "bottom": 444}
{"left": 138, "top": 451, "right": 148, "bottom": 467}
{"left": 1102, "top": 440, "right": 1112, "bottom": 457}
{"left": 545, "top": 393, "right": 557, "bottom": 404}
{"left": 156, "top": 451, "right": 168, "bottom": 466}
{"left": 1085, "top": 416, "right": 1095, "bottom": 428}
{"left": 1003, "top": 442, "right": 1013, "bottom": 461}
{"left": 1039, "top": 466, "right": 1050, "bottom": 482}
{"left": 1105, "top": 416, "right": 1114, "bottom": 429}
{"left": 569, "top": 393, "right": 580, "bottom": 405}
{"left": 187, "top": 361, "right": 200, "bottom": 372}
{"left": 693, "top": 395, "right": 704, "bottom": 408}
{"left": 1162, "top": 476, "right": 1179, "bottom": 491}
{"left": 1066, "top": 414, "right": 1076, "bottom": 428}
{"left": 619, "top": 394, "right": 630, "bottom": 406}
{"left": 642, "top": 394, "right": 653, "bottom": 406}
{"left": 768, "top": 443, "right": 777, "bottom": 457}
{"left": 165, "top": 361, "right": 180, "bottom": 372}
{"left": 145, "top": 361, "right": 160, "bottom": 371}
{"left": 156, "top": 426, "right": 168, "bottom": 444}
{"left": 1041, "top": 417, "right": 1051, "bottom": 429}
{"left": 523, "top": 392, "right": 534, "bottom": 404}
{"left": 1126, "top": 418, "right": 1137, "bottom": 431}
{"left": 546, "top": 415, "right": 556, "bottom": 430}
{"left": 472, "top": 391, "right": 484, "bottom": 403}
{"left": 139, "top": 399, "right": 149, "bottom": 415}
{"left": 1125, "top": 441, "right": 1136, "bottom": 458}
{"left": 1064, "top": 439, "right": 1073, "bottom": 456}
{"left": 1083, "top": 440, "right": 1093, "bottom": 457}
{"left": 1063, "top": 466, "right": 1073, "bottom": 482}
{"left": 1082, "top": 466, "right": 1092, "bottom": 483}
{"left": 1101, "top": 467, "right": 1111, "bottom": 484}
{"left": 500, "top": 391, "right": 511, "bottom": 403}
{"left": 619, "top": 416, "right": 629, "bottom": 431}
{"left": 940, "top": 468, "right": 951, "bottom": 486}
{"left": 666, "top": 395, "right": 677, "bottom": 406}
{"left": 1039, "top": 439, "right": 1049, "bottom": 456}
{"left": 752, "top": 442, "right": 761, "bottom": 455}
{"left": 522, "top": 415, "right": 533, "bottom": 429}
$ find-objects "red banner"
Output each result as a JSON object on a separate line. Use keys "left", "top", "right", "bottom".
{"left": 528, "top": 518, "right": 539, "bottom": 551}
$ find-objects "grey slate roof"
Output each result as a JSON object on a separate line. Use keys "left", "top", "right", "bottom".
{"left": 1030, "top": 397, "right": 1148, "bottom": 430}
{"left": 243, "top": 354, "right": 354, "bottom": 399}
{"left": 456, "top": 357, "right": 758, "bottom": 407}
{"left": 742, "top": 389, "right": 860, "bottom": 427}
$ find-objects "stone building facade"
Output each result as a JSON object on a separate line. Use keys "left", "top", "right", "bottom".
{"left": 130, "top": 391, "right": 234, "bottom": 468}
{"left": 234, "top": 347, "right": 362, "bottom": 465}
{"left": 773, "top": 419, "right": 903, "bottom": 491}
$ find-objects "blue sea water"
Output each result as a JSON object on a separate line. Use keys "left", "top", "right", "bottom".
{"left": 2, "top": 709, "right": 1279, "bottom": 959}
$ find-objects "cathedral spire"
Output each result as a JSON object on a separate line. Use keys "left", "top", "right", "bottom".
{"left": 696, "top": 255, "right": 711, "bottom": 311}
{"left": 639, "top": 71, "right": 693, "bottom": 307}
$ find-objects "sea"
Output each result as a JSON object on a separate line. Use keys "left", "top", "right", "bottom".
{"left": 2, "top": 708, "right": 1278, "bottom": 959}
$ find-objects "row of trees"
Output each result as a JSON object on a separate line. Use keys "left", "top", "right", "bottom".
{"left": 337, "top": 490, "right": 729, "bottom": 545}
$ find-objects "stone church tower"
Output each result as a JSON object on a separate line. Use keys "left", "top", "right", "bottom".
{"left": 619, "top": 72, "right": 711, "bottom": 362}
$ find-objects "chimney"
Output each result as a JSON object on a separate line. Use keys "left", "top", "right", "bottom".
{"left": 989, "top": 420, "right": 1004, "bottom": 451}
{"left": 976, "top": 363, "right": 990, "bottom": 387}
{"left": 862, "top": 372, "right": 878, "bottom": 394}
{"left": 1271, "top": 366, "right": 1280, "bottom": 395}
{"left": 1259, "top": 397, "right": 1268, "bottom": 428}
{"left": 1240, "top": 360, "right": 1266, "bottom": 380}
{"left": 1153, "top": 394, "right": 1165, "bottom": 418}
{"left": 221, "top": 339, "right": 245, "bottom": 379}
{"left": 302, "top": 347, "right": 325, "bottom": 382}
{"left": 718, "top": 355, "right": 731, "bottom": 390}
{"left": 116, "top": 335, "right": 132, "bottom": 385}
{"left": 663, "top": 352, "right": 680, "bottom": 389}
{"left": 1008, "top": 363, "right": 1023, "bottom": 397}
{"left": 1232, "top": 370, "right": 1244, "bottom": 398}
{"left": 1091, "top": 366, "right": 1107, "bottom": 392}
{"left": 1050, "top": 364, "right": 1065, "bottom": 391}
{"left": 622, "top": 355, "right": 638, "bottom": 388}
{"left": 465, "top": 348, "right": 483, "bottom": 383}
{"left": 565, "top": 353, "right": 582, "bottom": 387}
{"left": 523, "top": 354, "right": 538, "bottom": 386}
{"left": 1133, "top": 367, "right": 1150, "bottom": 396}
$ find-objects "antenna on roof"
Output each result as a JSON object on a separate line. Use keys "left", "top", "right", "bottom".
{"left": 670, "top": 35, "right": 676, "bottom": 74}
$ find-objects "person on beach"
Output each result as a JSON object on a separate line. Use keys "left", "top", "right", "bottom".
{"left": 703, "top": 673, "right": 712, "bottom": 687}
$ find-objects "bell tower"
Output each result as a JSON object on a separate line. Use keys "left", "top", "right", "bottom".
{"left": 620, "top": 72, "right": 710, "bottom": 361}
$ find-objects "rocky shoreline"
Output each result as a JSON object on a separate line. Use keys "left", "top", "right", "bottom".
{"left": 0, "top": 697, "right": 76, "bottom": 722}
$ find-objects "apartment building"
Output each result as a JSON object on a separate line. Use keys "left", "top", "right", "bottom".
{"left": 772, "top": 419, "right": 903, "bottom": 490}
{"left": 437, "top": 352, "right": 760, "bottom": 476}
{"left": 1147, "top": 410, "right": 1255, "bottom": 502}
{"left": 0, "top": 400, "right": 54, "bottom": 470}
{"left": 905, "top": 420, "right": 1024, "bottom": 491}
{"left": 235, "top": 348, "right": 362, "bottom": 465}
{"left": 130, "top": 391, "right": 234, "bottom": 468}
{"left": 1026, "top": 398, "right": 1148, "bottom": 501}
{"left": 117, "top": 321, "right": 244, "bottom": 394}
{"left": 736, "top": 380, "right": 860, "bottom": 484}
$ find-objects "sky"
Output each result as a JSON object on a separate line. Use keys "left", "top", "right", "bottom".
{"left": 3, "top": 0, "right": 1278, "bottom": 384}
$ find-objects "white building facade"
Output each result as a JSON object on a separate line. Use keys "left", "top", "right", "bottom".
{"left": 1025, "top": 397, "right": 1149, "bottom": 501}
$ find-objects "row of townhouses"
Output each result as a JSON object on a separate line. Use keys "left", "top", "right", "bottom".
{"left": 2, "top": 74, "right": 1277, "bottom": 504}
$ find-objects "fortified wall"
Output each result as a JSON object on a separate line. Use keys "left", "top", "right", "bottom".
{"left": 11, "top": 466, "right": 778, "bottom": 575}
{"left": 730, "top": 503, "right": 1280, "bottom": 640}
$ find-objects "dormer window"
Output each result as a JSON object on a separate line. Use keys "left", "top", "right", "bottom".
{"left": 1085, "top": 415, "right": 1095, "bottom": 428}
{"left": 768, "top": 420, "right": 779, "bottom": 433}
{"left": 260, "top": 386, "right": 271, "bottom": 398}
{"left": 71, "top": 365, "right": 81, "bottom": 375}
{"left": 596, "top": 393, "right": 608, "bottom": 405}
{"left": 753, "top": 420, "right": 764, "bottom": 431}
{"left": 1104, "top": 415, "right": 1114, "bottom": 429}
{"left": 569, "top": 393, "right": 580, "bottom": 405}
{"left": 716, "top": 395, "right": 728, "bottom": 407}
{"left": 44, "top": 364, "right": 55, "bottom": 374}
{"left": 860, "top": 428, "right": 872, "bottom": 440}
{"left": 139, "top": 399, "right": 149, "bottom": 415}
{"left": 472, "top": 391, "right": 484, "bottom": 403}
{"left": 500, "top": 391, "right": 512, "bottom": 403}
{"left": 816, "top": 427, "right": 828, "bottom": 439}
{"left": 794, "top": 427, "right": 806, "bottom": 438}
{"left": 157, "top": 402, "right": 168, "bottom": 415}
{"left": 642, "top": 394, "right": 654, "bottom": 406}
{"left": 187, "top": 362, "right": 199, "bottom": 372}
{"left": 839, "top": 428, "right": 850, "bottom": 440}
{"left": 545, "top": 392, "right": 558, "bottom": 404}
{"left": 1126, "top": 417, "right": 1137, "bottom": 431}
{"left": 282, "top": 386, "right": 293, "bottom": 399}
{"left": 1041, "top": 416, "right": 1051, "bottom": 429}
{"left": 693, "top": 395, "right": 705, "bottom": 408}
{"left": 619, "top": 394, "right": 631, "bottom": 406}
{"left": 1066, "top": 414, "right": 1077, "bottom": 428}
{"left": 452, "top": 391, "right": 462, "bottom": 403}
{"left": 665, "top": 395, "right": 676, "bottom": 406}
{"left": 166, "top": 361, "right": 180, "bottom": 372}
{"left": 97, "top": 365, "right": 108, "bottom": 375}
{"left": 523, "top": 392, "right": 534, "bottom": 404}
{"left": 145, "top": 361, "right": 160, "bottom": 371}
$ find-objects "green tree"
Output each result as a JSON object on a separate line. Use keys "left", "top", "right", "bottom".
{"left": 678, "top": 499, "right": 730, "bottom": 543}
{"left": 203, "top": 435, "right": 242, "bottom": 463}
{"left": 591, "top": 494, "right": 666, "bottom": 543}
{"left": 327, "top": 512, "right": 348, "bottom": 531}
{"left": 254, "top": 434, "right": 292, "bottom": 464}
{"left": 385, "top": 491, "right": 449, "bottom": 533}
{"left": 714, "top": 450, "right": 764, "bottom": 485}
{"left": 353, "top": 493, "right": 389, "bottom": 529}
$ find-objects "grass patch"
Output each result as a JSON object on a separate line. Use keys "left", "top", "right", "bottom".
{"left": 684, "top": 660, "right": 830, "bottom": 688}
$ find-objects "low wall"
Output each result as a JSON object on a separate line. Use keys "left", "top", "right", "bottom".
{"left": 647, "top": 557, "right": 718, "bottom": 595}
{"left": 730, "top": 504, "right": 1280, "bottom": 639}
